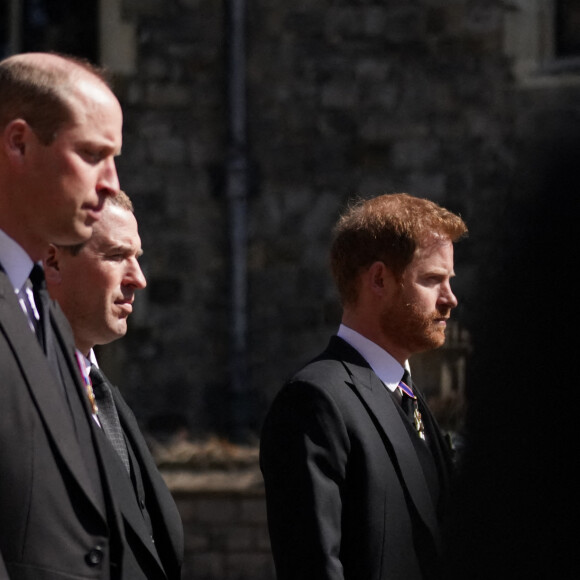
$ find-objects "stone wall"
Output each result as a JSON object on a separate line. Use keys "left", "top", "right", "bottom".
{"left": 96, "top": 0, "right": 580, "bottom": 441}
{"left": 174, "top": 486, "right": 273, "bottom": 580}
{"left": 154, "top": 439, "right": 274, "bottom": 580}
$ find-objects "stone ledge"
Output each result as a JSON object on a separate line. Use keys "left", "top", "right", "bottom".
{"left": 162, "top": 467, "right": 264, "bottom": 495}
{"left": 151, "top": 436, "right": 264, "bottom": 495}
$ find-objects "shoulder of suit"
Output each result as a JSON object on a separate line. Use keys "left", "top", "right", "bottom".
{"left": 0, "top": 268, "right": 12, "bottom": 299}
{"left": 281, "top": 357, "right": 361, "bottom": 405}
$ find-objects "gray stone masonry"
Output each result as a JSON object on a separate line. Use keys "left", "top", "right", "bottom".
{"left": 95, "top": 0, "right": 580, "bottom": 443}
{"left": 155, "top": 438, "right": 274, "bottom": 580}
{"left": 174, "top": 489, "right": 274, "bottom": 580}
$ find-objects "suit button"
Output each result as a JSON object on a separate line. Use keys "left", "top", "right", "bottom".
{"left": 85, "top": 545, "right": 104, "bottom": 567}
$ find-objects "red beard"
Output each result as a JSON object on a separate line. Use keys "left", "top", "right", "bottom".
{"left": 380, "top": 298, "right": 451, "bottom": 356}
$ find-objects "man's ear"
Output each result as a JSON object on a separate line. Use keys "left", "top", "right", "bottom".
{"left": 3, "top": 119, "right": 29, "bottom": 160}
{"left": 43, "top": 244, "right": 62, "bottom": 284}
{"left": 367, "top": 261, "right": 397, "bottom": 297}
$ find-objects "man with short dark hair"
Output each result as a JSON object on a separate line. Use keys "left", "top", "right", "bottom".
{"left": 260, "top": 193, "right": 468, "bottom": 580}
{"left": 45, "top": 191, "right": 183, "bottom": 580}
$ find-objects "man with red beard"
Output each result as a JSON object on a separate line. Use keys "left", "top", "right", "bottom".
{"left": 260, "top": 193, "right": 467, "bottom": 580}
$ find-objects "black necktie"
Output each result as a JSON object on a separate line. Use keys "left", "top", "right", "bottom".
{"left": 19, "top": 279, "right": 41, "bottom": 343}
{"left": 28, "top": 264, "right": 50, "bottom": 352}
{"left": 89, "top": 365, "right": 131, "bottom": 474}
{"left": 28, "top": 264, "right": 64, "bottom": 382}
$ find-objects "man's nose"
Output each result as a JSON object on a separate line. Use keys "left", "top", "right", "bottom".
{"left": 97, "top": 157, "right": 120, "bottom": 198}
{"left": 439, "top": 281, "right": 458, "bottom": 309}
{"left": 125, "top": 259, "right": 147, "bottom": 289}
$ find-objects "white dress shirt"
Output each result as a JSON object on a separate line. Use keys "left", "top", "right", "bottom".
{"left": 0, "top": 228, "right": 40, "bottom": 330}
{"left": 337, "top": 324, "right": 410, "bottom": 392}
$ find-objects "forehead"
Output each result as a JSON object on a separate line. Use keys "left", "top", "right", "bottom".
{"left": 87, "top": 206, "right": 140, "bottom": 250}
{"left": 409, "top": 236, "right": 454, "bottom": 269}
{"left": 65, "top": 78, "right": 123, "bottom": 142}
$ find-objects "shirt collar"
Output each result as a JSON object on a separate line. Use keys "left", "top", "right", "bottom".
{"left": 0, "top": 228, "right": 36, "bottom": 292}
{"left": 77, "top": 348, "right": 98, "bottom": 368}
{"left": 337, "top": 323, "right": 409, "bottom": 392}
{"left": 88, "top": 349, "right": 98, "bottom": 367}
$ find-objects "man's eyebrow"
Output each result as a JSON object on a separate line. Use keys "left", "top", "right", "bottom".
{"left": 421, "top": 267, "right": 456, "bottom": 278}
{"left": 101, "top": 242, "right": 143, "bottom": 256}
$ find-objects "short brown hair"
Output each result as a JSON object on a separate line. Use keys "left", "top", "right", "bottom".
{"left": 0, "top": 52, "right": 111, "bottom": 144}
{"left": 330, "top": 193, "right": 467, "bottom": 305}
{"left": 59, "top": 190, "right": 134, "bottom": 256}
{"left": 108, "top": 189, "right": 134, "bottom": 213}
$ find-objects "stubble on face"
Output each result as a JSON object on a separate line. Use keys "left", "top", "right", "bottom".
{"left": 379, "top": 286, "right": 452, "bottom": 356}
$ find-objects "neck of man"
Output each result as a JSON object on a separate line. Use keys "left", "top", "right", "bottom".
{"left": 75, "top": 338, "right": 94, "bottom": 360}
{"left": 341, "top": 309, "right": 409, "bottom": 366}
{"left": 0, "top": 217, "right": 45, "bottom": 263}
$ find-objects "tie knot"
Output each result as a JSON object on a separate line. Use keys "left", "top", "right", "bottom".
{"left": 89, "top": 365, "right": 107, "bottom": 397}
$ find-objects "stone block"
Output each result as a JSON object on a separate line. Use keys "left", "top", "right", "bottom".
{"left": 195, "top": 497, "right": 239, "bottom": 524}
{"left": 222, "top": 526, "right": 255, "bottom": 551}
{"left": 123, "top": 0, "right": 165, "bottom": 17}
{"left": 239, "top": 498, "right": 268, "bottom": 524}
{"left": 391, "top": 138, "right": 441, "bottom": 170}
{"left": 225, "top": 553, "right": 276, "bottom": 580}
{"left": 144, "top": 83, "right": 193, "bottom": 108}
{"left": 184, "top": 552, "right": 226, "bottom": 580}
{"left": 321, "top": 82, "right": 358, "bottom": 109}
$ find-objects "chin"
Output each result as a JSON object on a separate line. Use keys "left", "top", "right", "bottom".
{"left": 430, "top": 333, "right": 447, "bottom": 349}
{"left": 114, "top": 324, "right": 128, "bottom": 338}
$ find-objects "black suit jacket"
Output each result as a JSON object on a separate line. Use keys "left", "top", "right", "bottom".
{"left": 107, "top": 372, "right": 184, "bottom": 580}
{"left": 260, "top": 336, "right": 453, "bottom": 580}
{"left": 0, "top": 268, "right": 183, "bottom": 579}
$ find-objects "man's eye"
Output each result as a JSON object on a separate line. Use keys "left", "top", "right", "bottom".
{"left": 424, "top": 276, "right": 443, "bottom": 286}
{"left": 82, "top": 150, "right": 102, "bottom": 163}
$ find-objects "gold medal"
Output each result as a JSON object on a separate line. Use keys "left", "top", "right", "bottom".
{"left": 413, "top": 404, "right": 425, "bottom": 440}
{"left": 86, "top": 383, "right": 98, "bottom": 416}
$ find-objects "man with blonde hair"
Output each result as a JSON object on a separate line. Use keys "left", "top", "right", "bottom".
{"left": 261, "top": 193, "right": 468, "bottom": 580}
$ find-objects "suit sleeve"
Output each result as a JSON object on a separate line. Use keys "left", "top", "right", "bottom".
{"left": 260, "top": 380, "right": 350, "bottom": 580}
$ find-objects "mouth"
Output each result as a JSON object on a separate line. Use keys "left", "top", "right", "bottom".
{"left": 82, "top": 205, "right": 104, "bottom": 223}
{"left": 82, "top": 194, "right": 107, "bottom": 221}
{"left": 115, "top": 300, "right": 133, "bottom": 315}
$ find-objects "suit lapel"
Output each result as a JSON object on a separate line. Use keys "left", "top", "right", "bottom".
{"left": 414, "top": 388, "right": 453, "bottom": 507}
{"left": 112, "top": 386, "right": 184, "bottom": 572}
{"left": 0, "top": 272, "right": 106, "bottom": 521}
{"left": 327, "top": 337, "right": 441, "bottom": 549}
{"left": 93, "top": 424, "right": 168, "bottom": 577}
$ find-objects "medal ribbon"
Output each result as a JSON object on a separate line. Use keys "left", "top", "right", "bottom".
{"left": 398, "top": 379, "right": 416, "bottom": 399}
{"left": 74, "top": 351, "right": 99, "bottom": 416}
